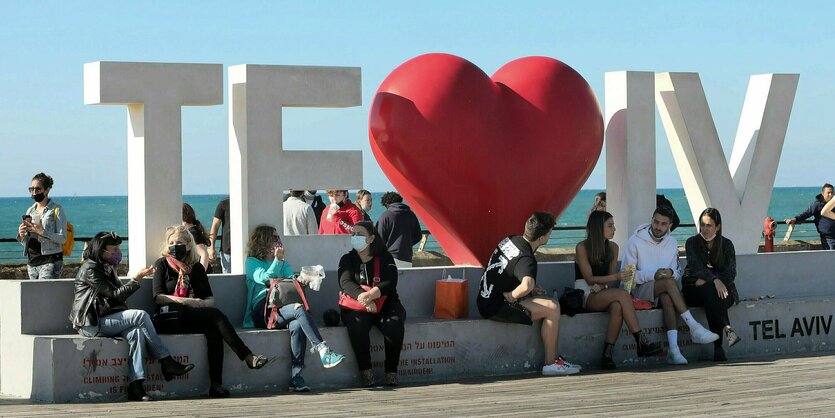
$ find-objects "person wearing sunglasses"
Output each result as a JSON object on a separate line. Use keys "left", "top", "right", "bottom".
{"left": 69, "top": 232, "right": 194, "bottom": 402}
{"left": 17, "top": 172, "right": 67, "bottom": 279}
{"left": 152, "top": 225, "right": 268, "bottom": 398}
{"left": 244, "top": 224, "right": 345, "bottom": 392}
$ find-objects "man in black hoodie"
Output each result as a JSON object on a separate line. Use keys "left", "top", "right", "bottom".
{"left": 376, "top": 192, "right": 422, "bottom": 267}
{"left": 785, "top": 183, "right": 835, "bottom": 249}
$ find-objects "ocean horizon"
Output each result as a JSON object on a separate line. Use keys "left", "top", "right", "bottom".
{"left": 1, "top": 187, "right": 825, "bottom": 263}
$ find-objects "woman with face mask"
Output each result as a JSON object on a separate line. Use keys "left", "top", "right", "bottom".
{"left": 244, "top": 224, "right": 345, "bottom": 392}
{"left": 17, "top": 172, "right": 67, "bottom": 279}
{"left": 338, "top": 221, "right": 406, "bottom": 387}
{"left": 682, "top": 208, "right": 741, "bottom": 362}
{"left": 153, "top": 225, "right": 268, "bottom": 398}
{"left": 356, "top": 189, "right": 373, "bottom": 222}
{"left": 69, "top": 232, "right": 194, "bottom": 402}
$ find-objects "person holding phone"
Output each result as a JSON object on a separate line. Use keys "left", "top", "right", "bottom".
{"left": 244, "top": 224, "right": 344, "bottom": 392}
{"left": 18, "top": 172, "right": 67, "bottom": 279}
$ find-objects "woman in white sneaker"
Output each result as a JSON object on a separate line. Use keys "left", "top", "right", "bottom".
{"left": 244, "top": 224, "right": 345, "bottom": 392}
{"left": 682, "top": 208, "right": 741, "bottom": 361}
{"left": 575, "top": 211, "right": 663, "bottom": 369}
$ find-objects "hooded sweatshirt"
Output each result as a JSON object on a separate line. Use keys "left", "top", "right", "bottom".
{"left": 376, "top": 202, "right": 422, "bottom": 262}
{"left": 622, "top": 223, "right": 681, "bottom": 301}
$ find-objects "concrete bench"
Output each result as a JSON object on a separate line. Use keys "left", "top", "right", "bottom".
{"left": 3, "top": 250, "right": 835, "bottom": 402}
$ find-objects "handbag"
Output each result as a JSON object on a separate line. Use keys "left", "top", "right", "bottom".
{"left": 559, "top": 287, "right": 586, "bottom": 317}
{"left": 264, "top": 277, "right": 310, "bottom": 330}
{"left": 631, "top": 296, "right": 653, "bottom": 310}
{"left": 152, "top": 303, "right": 186, "bottom": 332}
{"left": 433, "top": 269, "right": 468, "bottom": 319}
{"left": 338, "top": 257, "right": 387, "bottom": 313}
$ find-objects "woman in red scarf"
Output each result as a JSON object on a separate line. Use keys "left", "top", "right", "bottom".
{"left": 153, "top": 225, "right": 268, "bottom": 398}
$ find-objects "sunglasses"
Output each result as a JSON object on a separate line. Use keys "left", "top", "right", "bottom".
{"left": 102, "top": 231, "right": 120, "bottom": 240}
{"left": 28, "top": 186, "right": 44, "bottom": 192}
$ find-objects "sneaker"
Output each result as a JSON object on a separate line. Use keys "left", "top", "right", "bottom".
{"left": 689, "top": 324, "right": 720, "bottom": 344}
{"left": 637, "top": 340, "right": 664, "bottom": 357}
{"left": 726, "top": 328, "right": 742, "bottom": 348}
{"left": 289, "top": 374, "right": 311, "bottom": 392}
{"left": 667, "top": 349, "right": 688, "bottom": 365}
{"left": 385, "top": 372, "right": 399, "bottom": 386}
{"left": 360, "top": 369, "right": 376, "bottom": 387}
{"left": 557, "top": 355, "right": 582, "bottom": 372}
{"left": 320, "top": 349, "right": 345, "bottom": 369}
{"left": 542, "top": 359, "right": 580, "bottom": 376}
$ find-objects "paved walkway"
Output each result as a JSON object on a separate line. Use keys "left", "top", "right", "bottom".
{"left": 2, "top": 353, "right": 834, "bottom": 417}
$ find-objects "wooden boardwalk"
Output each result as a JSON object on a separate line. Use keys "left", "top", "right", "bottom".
{"left": 2, "top": 353, "right": 835, "bottom": 417}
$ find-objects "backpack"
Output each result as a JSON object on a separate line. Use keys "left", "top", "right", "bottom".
{"left": 263, "top": 277, "right": 309, "bottom": 329}
{"left": 54, "top": 208, "right": 74, "bottom": 257}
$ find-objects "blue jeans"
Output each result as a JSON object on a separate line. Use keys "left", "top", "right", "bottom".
{"left": 27, "top": 260, "right": 63, "bottom": 280}
{"left": 80, "top": 309, "right": 171, "bottom": 382}
{"left": 220, "top": 252, "right": 231, "bottom": 274}
{"left": 253, "top": 300, "right": 323, "bottom": 370}
{"left": 821, "top": 234, "right": 835, "bottom": 250}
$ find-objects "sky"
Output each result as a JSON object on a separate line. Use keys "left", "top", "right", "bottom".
{"left": 1, "top": 1, "right": 832, "bottom": 197}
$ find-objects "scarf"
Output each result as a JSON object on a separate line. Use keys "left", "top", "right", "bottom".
{"left": 166, "top": 256, "right": 193, "bottom": 298}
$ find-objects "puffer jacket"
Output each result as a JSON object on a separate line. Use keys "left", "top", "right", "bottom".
{"left": 69, "top": 260, "right": 140, "bottom": 328}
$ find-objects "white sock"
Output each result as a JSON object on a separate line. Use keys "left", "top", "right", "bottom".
{"left": 680, "top": 310, "right": 698, "bottom": 328}
{"left": 314, "top": 342, "right": 329, "bottom": 358}
{"left": 667, "top": 330, "right": 680, "bottom": 351}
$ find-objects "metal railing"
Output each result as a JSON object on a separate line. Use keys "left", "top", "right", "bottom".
{"left": 0, "top": 220, "right": 822, "bottom": 263}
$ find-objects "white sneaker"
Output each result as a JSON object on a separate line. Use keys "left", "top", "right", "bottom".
{"left": 689, "top": 324, "right": 720, "bottom": 344}
{"left": 667, "top": 349, "right": 688, "bottom": 365}
{"left": 557, "top": 355, "right": 582, "bottom": 371}
{"left": 542, "top": 359, "right": 580, "bottom": 376}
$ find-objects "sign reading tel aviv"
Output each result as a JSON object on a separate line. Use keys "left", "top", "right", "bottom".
{"left": 84, "top": 56, "right": 798, "bottom": 268}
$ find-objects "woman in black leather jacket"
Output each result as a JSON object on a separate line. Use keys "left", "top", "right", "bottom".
{"left": 69, "top": 231, "right": 194, "bottom": 401}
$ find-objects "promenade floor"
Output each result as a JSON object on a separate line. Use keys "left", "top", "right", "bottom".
{"left": 1, "top": 352, "right": 834, "bottom": 417}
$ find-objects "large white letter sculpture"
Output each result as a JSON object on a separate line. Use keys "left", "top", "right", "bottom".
{"left": 655, "top": 72, "right": 799, "bottom": 254}
{"left": 228, "top": 65, "right": 362, "bottom": 273}
{"left": 605, "top": 71, "right": 657, "bottom": 249}
{"left": 84, "top": 62, "right": 223, "bottom": 268}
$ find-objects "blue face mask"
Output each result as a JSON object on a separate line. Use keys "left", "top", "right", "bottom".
{"left": 107, "top": 251, "right": 123, "bottom": 265}
{"left": 351, "top": 235, "right": 369, "bottom": 252}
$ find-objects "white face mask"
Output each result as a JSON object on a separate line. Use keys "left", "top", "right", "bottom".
{"left": 351, "top": 235, "right": 369, "bottom": 252}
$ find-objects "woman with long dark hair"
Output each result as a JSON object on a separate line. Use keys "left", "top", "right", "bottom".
{"left": 69, "top": 231, "right": 194, "bottom": 401}
{"left": 153, "top": 225, "right": 268, "bottom": 398}
{"left": 338, "top": 221, "right": 406, "bottom": 387}
{"left": 575, "top": 211, "right": 662, "bottom": 369}
{"left": 682, "top": 207, "right": 741, "bottom": 361}
{"left": 182, "top": 203, "right": 212, "bottom": 272}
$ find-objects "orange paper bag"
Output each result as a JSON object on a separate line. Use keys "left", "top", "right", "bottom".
{"left": 434, "top": 278, "right": 468, "bottom": 319}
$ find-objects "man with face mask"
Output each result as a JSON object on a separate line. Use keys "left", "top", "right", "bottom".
{"left": 622, "top": 205, "right": 719, "bottom": 365}
{"left": 303, "top": 190, "right": 327, "bottom": 227}
{"left": 17, "top": 172, "right": 67, "bottom": 279}
{"left": 284, "top": 190, "right": 319, "bottom": 236}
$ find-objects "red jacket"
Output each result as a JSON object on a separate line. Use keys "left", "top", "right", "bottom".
{"left": 318, "top": 199, "right": 363, "bottom": 234}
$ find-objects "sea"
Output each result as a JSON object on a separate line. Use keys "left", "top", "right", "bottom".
{"left": 0, "top": 188, "right": 823, "bottom": 263}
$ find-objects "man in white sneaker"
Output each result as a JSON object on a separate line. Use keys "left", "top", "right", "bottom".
{"left": 477, "top": 211, "right": 580, "bottom": 376}
{"left": 622, "top": 205, "right": 719, "bottom": 365}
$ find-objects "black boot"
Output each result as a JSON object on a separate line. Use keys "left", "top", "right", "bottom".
{"left": 634, "top": 331, "right": 663, "bottom": 357}
{"left": 160, "top": 356, "right": 195, "bottom": 381}
{"left": 209, "top": 382, "right": 231, "bottom": 398}
{"left": 127, "top": 379, "right": 152, "bottom": 401}
{"left": 601, "top": 343, "right": 616, "bottom": 370}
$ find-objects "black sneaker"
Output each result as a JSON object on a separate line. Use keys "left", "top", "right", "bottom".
{"left": 637, "top": 340, "right": 663, "bottom": 357}
{"left": 726, "top": 328, "right": 742, "bottom": 348}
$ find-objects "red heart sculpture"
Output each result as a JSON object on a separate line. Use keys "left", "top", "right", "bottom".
{"left": 369, "top": 54, "right": 603, "bottom": 266}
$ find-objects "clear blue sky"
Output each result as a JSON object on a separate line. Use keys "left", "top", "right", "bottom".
{"left": 1, "top": 1, "right": 832, "bottom": 197}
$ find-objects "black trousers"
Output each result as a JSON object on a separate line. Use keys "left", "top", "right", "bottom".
{"left": 340, "top": 299, "right": 406, "bottom": 373}
{"left": 159, "top": 306, "right": 252, "bottom": 385}
{"left": 682, "top": 284, "right": 735, "bottom": 348}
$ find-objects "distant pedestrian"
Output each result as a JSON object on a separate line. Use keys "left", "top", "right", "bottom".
{"left": 284, "top": 190, "right": 319, "bottom": 235}
{"left": 208, "top": 197, "right": 231, "bottom": 273}
{"left": 587, "top": 192, "right": 606, "bottom": 216}
{"left": 318, "top": 190, "right": 362, "bottom": 235}
{"left": 376, "top": 192, "right": 422, "bottom": 268}
{"left": 17, "top": 172, "right": 67, "bottom": 279}
{"left": 356, "top": 189, "right": 373, "bottom": 222}
{"left": 182, "top": 203, "right": 212, "bottom": 273}
{"left": 303, "top": 190, "right": 327, "bottom": 227}
{"left": 785, "top": 183, "right": 835, "bottom": 250}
